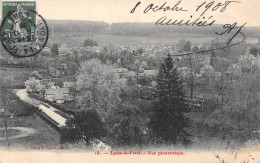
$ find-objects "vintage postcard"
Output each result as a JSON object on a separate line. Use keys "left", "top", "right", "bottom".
{"left": 0, "top": 0, "right": 260, "bottom": 162}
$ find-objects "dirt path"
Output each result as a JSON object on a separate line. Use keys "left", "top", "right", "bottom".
{"left": 14, "top": 89, "right": 66, "bottom": 126}
{"left": 12, "top": 89, "right": 111, "bottom": 149}
{"left": 0, "top": 127, "right": 37, "bottom": 140}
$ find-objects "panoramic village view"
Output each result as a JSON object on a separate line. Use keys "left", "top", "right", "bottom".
{"left": 1, "top": 20, "right": 260, "bottom": 155}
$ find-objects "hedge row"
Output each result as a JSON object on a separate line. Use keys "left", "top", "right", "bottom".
{"left": 4, "top": 85, "right": 26, "bottom": 89}
{"left": 0, "top": 64, "right": 41, "bottom": 68}
{"left": 45, "top": 101, "right": 75, "bottom": 115}
{"left": 37, "top": 111, "right": 61, "bottom": 132}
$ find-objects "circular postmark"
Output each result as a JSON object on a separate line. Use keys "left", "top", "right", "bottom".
{"left": 0, "top": 9, "right": 48, "bottom": 58}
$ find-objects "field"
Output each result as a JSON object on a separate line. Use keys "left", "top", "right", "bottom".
{"left": 53, "top": 33, "right": 215, "bottom": 47}
{"left": 0, "top": 67, "right": 41, "bottom": 88}
{"left": 92, "top": 34, "right": 214, "bottom": 46}
{"left": 0, "top": 115, "right": 60, "bottom": 149}
{"left": 0, "top": 67, "right": 32, "bottom": 77}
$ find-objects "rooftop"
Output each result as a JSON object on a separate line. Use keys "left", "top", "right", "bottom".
{"left": 45, "top": 88, "right": 70, "bottom": 95}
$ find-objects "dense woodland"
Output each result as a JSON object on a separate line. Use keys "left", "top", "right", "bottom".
{"left": 45, "top": 20, "right": 260, "bottom": 40}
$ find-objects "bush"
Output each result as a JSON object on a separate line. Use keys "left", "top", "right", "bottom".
{"left": 60, "top": 110, "right": 106, "bottom": 146}
{"left": 107, "top": 103, "right": 150, "bottom": 148}
{"left": 245, "top": 138, "right": 260, "bottom": 147}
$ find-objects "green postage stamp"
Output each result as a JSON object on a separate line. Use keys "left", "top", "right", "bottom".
{"left": 1, "top": 1, "right": 48, "bottom": 57}
{"left": 2, "top": 1, "right": 36, "bottom": 43}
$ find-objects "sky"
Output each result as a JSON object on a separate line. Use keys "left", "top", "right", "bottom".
{"left": 1, "top": 0, "right": 260, "bottom": 26}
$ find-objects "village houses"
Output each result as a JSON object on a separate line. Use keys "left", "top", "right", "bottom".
{"left": 26, "top": 75, "right": 76, "bottom": 104}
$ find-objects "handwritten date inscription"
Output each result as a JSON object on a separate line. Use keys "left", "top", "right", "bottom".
{"left": 130, "top": 0, "right": 246, "bottom": 46}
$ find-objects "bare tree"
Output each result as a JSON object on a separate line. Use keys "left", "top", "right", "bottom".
{"left": 0, "top": 86, "right": 10, "bottom": 147}
{"left": 187, "top": 54, "right": 200, "bottom": 109}
{"left": 215, "top": 74, "right": 231, "bottom": 104}
{"left": 188, "top": 55, "right": 194, "bottom": 108}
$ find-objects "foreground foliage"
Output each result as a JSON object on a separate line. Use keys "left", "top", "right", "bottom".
{"left": 60, "top": 110, "right": 106, "bottom": 146}
{"left": 150, "top": 54, "right": 191, "bottom": 145}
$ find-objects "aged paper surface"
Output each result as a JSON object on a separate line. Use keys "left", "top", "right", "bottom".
{"left": 0, "top": 0, "right": 260, "bottom": 162}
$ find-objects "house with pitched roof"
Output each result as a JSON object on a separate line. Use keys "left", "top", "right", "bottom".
{"left": 226, "top": 64, "right": 242, "bottom": 76}
{"left": 178, "top": 67, "right": 190, "bottom": 77}
{"left": 44, "top": 88, "right": 72, "bottom": 104}
{"left": 55, "top": 93, "right": 65, "bottom": 104}
{"left": 200, "top": 65, "right": 214, "bottom": 74}
{"left": 139, "top": 70, "right": 157, "bottom": 77}
{"left": 45, "top": 89, "right": 56, "bottom": 102}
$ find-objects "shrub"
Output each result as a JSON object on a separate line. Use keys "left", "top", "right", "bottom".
{"left": 60, "top": 110, "right": 106, "bottom": 146}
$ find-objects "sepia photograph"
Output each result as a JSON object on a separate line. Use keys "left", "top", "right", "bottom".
{"left": 0, "top": 0, "right": 260, "bottom": 162}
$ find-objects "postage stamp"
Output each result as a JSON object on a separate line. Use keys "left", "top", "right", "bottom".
{"left": 0, "top": 1, "right": 48, "bottom": 57}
